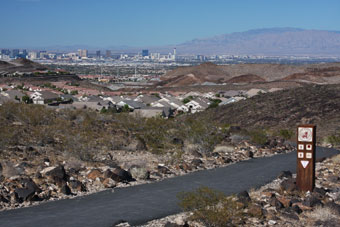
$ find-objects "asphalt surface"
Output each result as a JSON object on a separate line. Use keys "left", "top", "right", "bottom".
{"left": 0, "top": 146, "right": 338, "bottom": 227}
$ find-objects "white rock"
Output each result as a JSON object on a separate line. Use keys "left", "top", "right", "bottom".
{"left": 40, "top": 166, "right": 56, "bottom": 175}
{"left": 268, "top": 220, "right": 277, "bottom": 225}
{"left": 174, "top": 216, "right": 185, "bottom": 225}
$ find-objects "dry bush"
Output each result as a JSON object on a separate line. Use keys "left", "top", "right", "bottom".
{"left": 326, "top": 133, "right": 340, "bottom": 147}
{"left": 0, "top": 103, "right": 229, "bottom": 162}
{"left": 331, "top": 154, "right": 340, "bottom": 164}
{"left": 178, "top": 187, "right": 245, "bottom": 227}
{"left": 308, "top": 205, "right": 340, "bottom": 225}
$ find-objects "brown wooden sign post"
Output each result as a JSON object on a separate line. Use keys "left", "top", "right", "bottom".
{"left": 296, "top": 124, "right": 316, "bottom": 192}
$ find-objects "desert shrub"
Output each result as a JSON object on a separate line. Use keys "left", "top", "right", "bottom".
{"left": 128, "top": 115, "right": 176, "bottom": 154}
{"left": 178, "top": 187, "right": 245, "bottom": 227}
{"left": 326, "top": 133, "right": 340, "bottom": 146}
{"left": 249, "top": 129, "right": 268, "bottom": 146}
{"left": 70, "top": 90, "right": 78, "bottom": 95}
{"left": 22, "top": 95, "right": 33, "bottom": 104}
{"left": 279, "top": 129, "right": 294, "bottom": 140}
{"left": 0, "top": 103, "right": 227, "bottom": 160}
{"left": 309, "top": 205, "right": 340, "bottom": 225}
{"left": 331, "top": 154, "right": 340, "bottom": 164}
{"left": 179, "top": 116, "right": 225, "bottom": 153}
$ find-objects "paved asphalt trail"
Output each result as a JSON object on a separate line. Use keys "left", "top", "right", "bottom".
{"left": 0, "top": 146, "right": 338, "bottom": 227}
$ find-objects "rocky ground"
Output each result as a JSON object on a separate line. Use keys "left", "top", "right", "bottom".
{"left": 0, "top": 136, "right": 294, "bottom": 211}
{"left": 141, "top": 151, "right": 340, "bottom": 227}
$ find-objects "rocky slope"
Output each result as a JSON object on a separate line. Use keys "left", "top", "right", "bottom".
{"left": 202, "top": 84, "right": 340, "bottom": 141}
{"left": 0, "top": 59, "right": 47, "bottom": 73}
{"left": 0, "top": 103, "right": 295, "bottom": 211}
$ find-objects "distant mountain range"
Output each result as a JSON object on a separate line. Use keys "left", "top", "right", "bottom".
{"left": 173, "top": 28, "right": 340, "bottom": 56}
{"left": 11, "top": 28, "right": 340, "bottom": 56}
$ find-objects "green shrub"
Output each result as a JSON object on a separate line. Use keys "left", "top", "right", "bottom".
{"left": 249, "top": 129, "right": 268, "bottom": 146}
{"left": 208, "top": 99, "right": 221, "bottom": 109}
{"left": 179, "top": 116, "right": 225, "bottom": 153}
{"left": 326, "top": 134, "right": 340, "bottom": 146}
{"left": 178, "top": 186, "right": 245, "bottom": 227}
{"left": 279, "top": 129, "right": 294, "bottom": 140}
{"left": 70, "top": 90, "right": 78, "bottom": 95}
{"left": 182, "top": 98, "right": 191, "bottom": 104}
{"left": 0, "top": 103, "right": 227, "bottom": 160}
{"left": 22, "top": 95, "right": 33, "bottom": 104}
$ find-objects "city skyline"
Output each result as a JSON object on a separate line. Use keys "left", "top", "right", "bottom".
{"left": 1, "top": 0, "right": 340, "bottom": 48}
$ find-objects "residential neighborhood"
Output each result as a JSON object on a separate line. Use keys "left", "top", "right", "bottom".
{"left": 0, "top": 80, "right": 278, "bottom": 119}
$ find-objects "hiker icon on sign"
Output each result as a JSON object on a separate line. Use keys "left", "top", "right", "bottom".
{"left": 298, "top": 127, "right": 313, "bottom": 142}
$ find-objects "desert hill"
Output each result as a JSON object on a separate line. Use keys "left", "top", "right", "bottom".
{"left": 159, "top": 62, "right": 340, "bottom": 87}
{"left": 0, "top": 61, "right": 11, "bottom": 66}
{"left": 227, "top": 74, "right": 266, "bottom": 83}
{"left": 157, "top": 63, "right": 227, "bottom": 87}
{"left": 0, "top": 58, "right": 47, "bottom": 72}
{"left": 282, "top": 66, "right": 340, "bottom": 84}
{"left": 200, "top": 84, "right": 340, "bottom": 140}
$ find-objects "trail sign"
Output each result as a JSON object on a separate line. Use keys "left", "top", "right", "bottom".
{"left": 296, "top": 124, "right": 316, "bottom": 192}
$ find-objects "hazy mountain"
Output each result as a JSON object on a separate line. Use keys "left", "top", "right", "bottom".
{"left": 14, "top": 28, "right": 340, "bottom": 56}
{"left": 175, "top": 28, "right": 340, "bottom": 56}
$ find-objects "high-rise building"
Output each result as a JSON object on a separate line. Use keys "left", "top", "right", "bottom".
{"left": 150, "top": 53, "right": 160, "bottom": 60}
{"left": 106, "top": 50, "right": 111, "bottom": 58}
{"left": 28, "top": 52, "right": 38, "bottom": 60}
{"left": 39, "top": 51, "right": 47, "bottom": 59}
{"left": 96, "top": 50, "right": 101, "bottom": 58}
{"left": 11, "top": 49, "right": 20, "bottom": 58}
{"left": 1, "top": 49, "right": 10, "bottom": 55}
{"left": 172, "top": 48, "right": 177, "bottom": 61}
{"left": 142, "top": 49, "right": 149, "bottom": 57}
{"left": 78, "top": 49, "right": 88, "bottom": 58}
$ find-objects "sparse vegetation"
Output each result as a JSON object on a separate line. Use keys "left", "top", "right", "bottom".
{"left": 178, "top": 186, "right": 245, "bottom": 226}
{"left": 0, "top": 103, "right": 228, "bottom": 159}
{"left": 70, "top": 90, "right": 78, "bottom": 95}
{"left": 279, "top": 129, "right": 294, "bottom": 140}
{"left": 208, "top": 98, "right": 222, "bottom": 109}
{"left": 204, "top": 84, "right": 340, "bottom": 141}
{"left": 22, "top": 95, "right": 33, "bottom": 104}
{"left": 249, "top": 129, "right": 268, "bottom": 146}
{"left": 326, "top": 133, "right": 340, "bottom": 147}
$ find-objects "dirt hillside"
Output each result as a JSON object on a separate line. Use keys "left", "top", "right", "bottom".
{"left": 198, "top": 84, "right": 340, "bottom": 140}
{"left": 0, "top": 58, "right": 47, "bottom": 72}
{"left": 159, "top": 63, "right": 340, "bottom": 87}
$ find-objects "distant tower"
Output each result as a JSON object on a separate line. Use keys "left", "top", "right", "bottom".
{"left": 28, "top": 52, "right": 38, "bottom": 60}
{"left": 22, "top": 49, "right": 27, "bottom": 56}
{"left": 11, "top": 49, "right": 19, "bottom": 58}
{"left": 78, "top": 49, "right": 88, "bottom": 58}
{"left": 142, "top": 49, "right": 149, "bottom": 57}
{"left": 96, "top": 50, "right": 101, "bottom": 58}
{"left": 173, "top": 48, "right": 176, "bottom": 56}
{"left": 106, "top": 50, "right": 111, "bottom": 58}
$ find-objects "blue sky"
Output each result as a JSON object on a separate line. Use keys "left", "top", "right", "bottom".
{"left": 1, "top": 0, "right": 340, "bottom": 48}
